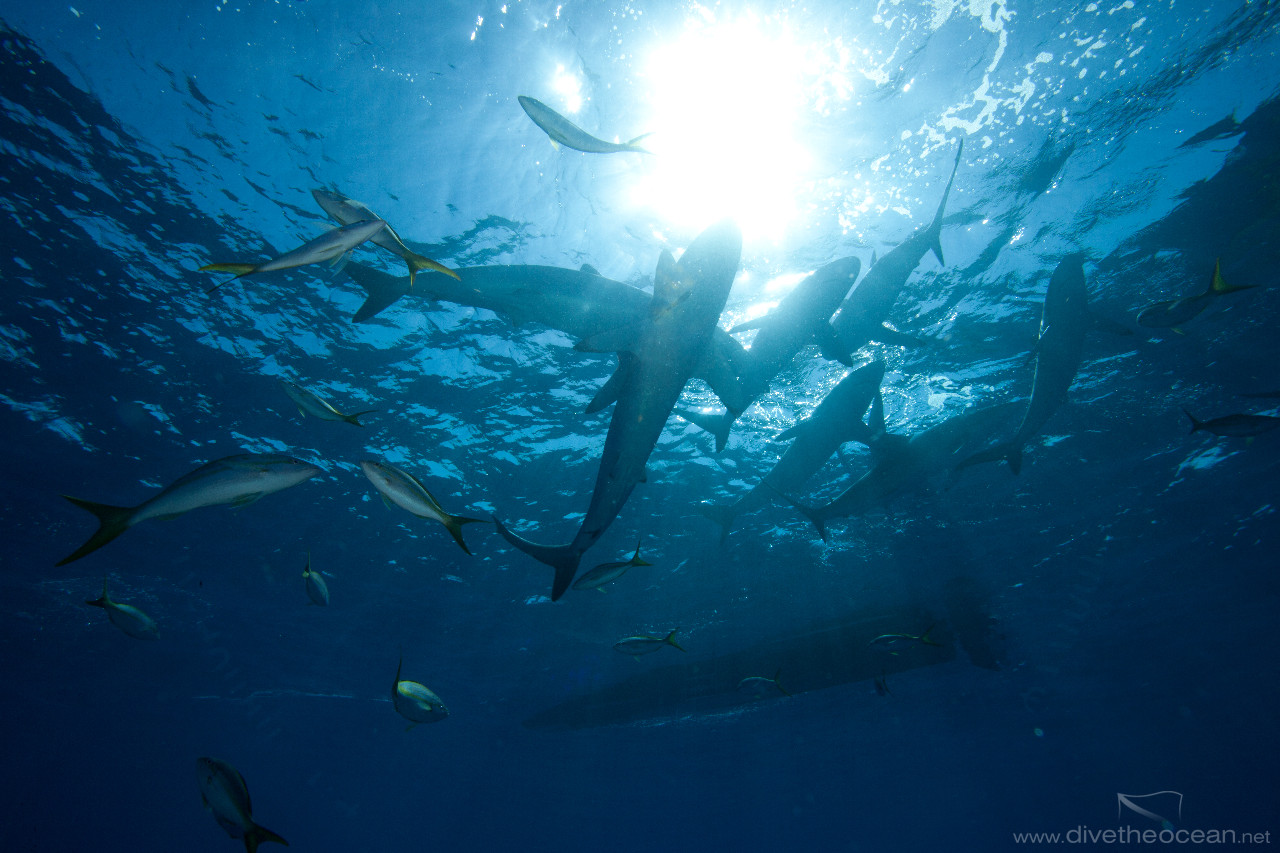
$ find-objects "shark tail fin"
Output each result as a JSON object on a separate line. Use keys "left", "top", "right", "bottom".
{"left": 443, "top": 514, "right": 487, "bottom": 556}
{"left": 406, "top": 252, "right": 461, "bottom": 286}
{"left": 1208, "top": 258, "right": 1254, "bottom": 296}
{"left": 493, "top": 517, "right": 581, "bottom": 601}
{"left": 243, "top": 821, "right": 289, "bottom": 853}
{"left": 1184, "top": 409, "right": 1206, "bottom": 434}
{"left": 698, "top": 502, "right": 737, "bottom": 544}
{"left": 665, "top": 628, "right": 685, "bottom": 652}
{"left": 764, "top": 485, "right": 828, "bottom": 542}
{"left": 85, "top": 576, "right": 111, "bottom": 608}
{"left": 926, "top": 137, "right": 965, "bottom": 266}
{"left": 57, "top": 497, "right": 136, "bottom": 566}
{"left": 343, "top": 409, "right": 378, "bottom": 427}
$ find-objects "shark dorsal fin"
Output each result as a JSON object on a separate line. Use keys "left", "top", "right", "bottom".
{"left": 580, "top": 263, "right": 601, "bottom": 276}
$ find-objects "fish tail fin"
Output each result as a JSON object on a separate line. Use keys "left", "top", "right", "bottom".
{"left": 406, "top": 252, "right": 461, "bottom": 284}
{"left": 493, "top": 516, "right": 581, "bottom": 601}
{"left": 698, "top": 502, "right": 737, "bottom": 544}
{"left": 665, "top": 628, "right": 685, "bottom": 652}
{"left": 1184, "top": 408, "right": 1205, "bottom": 433}
{"left": 920, "top": 624, "right": 943, "bottom": 646}
{"left": 243, "top": 821, "right": 289, "bottom": 853}
{"left": 926, "top": 137, "right": 964, "bottom": 266}
{"left": 763, "top": 485, "right": 828, "bottom": 541}
{"left": 199, "top": 263, "right": 256, "bottom": 293}
{"left": 630, "top": 542, "right": 652, "bottom": 567}
{"left": 626, "top": 132, "right": 654, "bottom": 154}
{"left": 774, "top": 667, "right": 793, "bottom": 697}
{"left": 443, "top": 515, "right": 487, "bottom": 556}
{"left": 1209, "top": 258, "right": 1254, "bottom": 296}
{"left": 84, "top": 576, "right": 111, "bottom": 608}
{"left": 343, "top": 409, "right": 378, "bottom": 427}
{"left": 57, "top": 497, "right": 136, "bottom": 566}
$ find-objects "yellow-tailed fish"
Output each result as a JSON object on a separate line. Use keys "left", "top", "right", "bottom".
{"left": 359, "top": 458, "right": 485, "bottom": 555}
{"left": 84, "top": 577, "right": 158, "bottom": 639}
{"left": 196, "top": 757, "right": 288, "bottom": 853}
{"left": 302, "top": 552, "right": 329, "bottom": 606}
{"left": 311, "top": 188, "right": 459, "bottom": 287}
{"left": 613, "top": 628, "right": 684, "bottom": 657}
{"left": 279, "top": 379, "right": 376, "bottom": 427}
{"left": 200, "top": 218, "right": 387, "bottom": 291}
{"left": 392, "top": 655, "right": 449, "bottom": 727}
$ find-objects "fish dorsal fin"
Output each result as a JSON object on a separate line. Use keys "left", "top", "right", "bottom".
{"left": 585, "top": 354, "right": 636, "bottom": 414}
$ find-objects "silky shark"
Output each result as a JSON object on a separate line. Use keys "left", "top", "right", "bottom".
{"left": 960, "top": 254, "right": 1126, "bottom": 473}
{"left": 700, "top": 360, "right": 890, "bottom": 541}
{"left": 343, "top": 260, "right": 762, "bottom": 416}
{"left": 495, "top": 220, "right": 743, "bottom": 600}
{"left": 784, "top": 402, "right": 1022, "bottom": 540}
{"left": 682, "top": 256, "right": 862, "bottom": 452}
{"left": 518, "top": 95, "right": 653, "bottom": 154}
{"left": 826, "top": 138, "right": 964, "bottom": 359}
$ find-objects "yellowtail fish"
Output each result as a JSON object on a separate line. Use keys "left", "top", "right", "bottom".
{"left": 302, "top": 552, "right": 329, "bottom": 606}
{"left": 392, "top": 655, "right": 449, "bottom": 726}
{"left": 518, "top": 95, "right": 653, "bottom": 154}
{"left": 1137, "top": 258, "right": 1255, "bottom": 330}
{"left": 196, "top": 757, "right": 288, "bottom": 853}
{"left": 311, "top": 188, "right": 459, "bottom": 287}
{"left": 358, "top": 459, "right": 485, "bottom": 555}
{"left": 279, "top": 379, "right": 376, "bottom": 427}
{"left": 869, "top": 625, "right": 942, "bottom": 653}
{"left": 84, "top": 577, "right": 158, "bottom": 639}
{"left": 571, "top": 542, "right": 651, "bottom": 592}
{"left": 58, "top": 453, "right": 322, "bottom": 565}
{"left": 613, "top": 628, "right": 684, "bottom": 657}
{"left": 200, "top": 218, "right": 387, "bottom": 291}
{"left": 737, "top": 668, "right": 791, "bottom": 698}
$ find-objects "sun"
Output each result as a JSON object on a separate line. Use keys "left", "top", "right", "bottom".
{"left": 631, "top": 11, "right": 817, "bottom": 243}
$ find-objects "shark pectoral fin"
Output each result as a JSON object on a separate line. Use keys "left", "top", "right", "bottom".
{"left": 874, "top": 323, "right": 925, "bottom": 347}
{"left": 626, "top": 131, "right": 655, "bottom": 153}
{"left": 586, "top": 355, "right": 635, "bottom": 414}
{"left": 729, "top": 317, "right": 765, "bottom": 335}
{"left": 329, "top": 249, "right": 353, "bottom": 269}
{"left": 381, "top": 495, "right": 396, "bottom": 510}
{"left": 814, "top": 325, "right": 853, "bottom": 366}
{"left": 762, "top": 484, "right": 828, "bottom": 542}
{"left": 576, "top": 324, "right": 643, "bottom": 355}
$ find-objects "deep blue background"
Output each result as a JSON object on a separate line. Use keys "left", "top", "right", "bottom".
{"left": 1, "top": 1, "right": 1277, "bottom": 850}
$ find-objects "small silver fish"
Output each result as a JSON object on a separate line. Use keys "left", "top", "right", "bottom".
{"left": 613, "top": 628, "right": 684, "bottom": 657}
{"left": 392, "top": 656, "right": 449, "bottom": 726}
{"left": 571, "top": 542, "right": 651, "bottom": 592}
{"left": 311, "top": 189, "right": 458, "bottom": 287}
{"left": 518, "top": 95, "right": 653, "bottom": 154}
{"left": 359, "top": 458, "right": 484, "bottom": 554}
{"left": 200, "top": 218, "right": 388, "bottom": 290}
{"left": 302, "top": 553, "right": 329, "bottom": 606}
{"left": 869, "top": 626, "right": 942, "bottom": 654}
{"left": 737, "top": 668, "right": 791, "bottom": 698}
{"left": 279, "top": 379, "right": 376, "bottom": 427}
{"left": 196, "top": 756, "right": 288, "bottom": 853}
{"left": 84, "top": 577, "right": 158, "bottom": 640}
{"left": 58, "top": 453, "right": 322, "bottom": 565}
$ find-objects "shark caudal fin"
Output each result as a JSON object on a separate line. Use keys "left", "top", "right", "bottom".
{"left": 443, "top": 514, "right": 487, "bottom": 556}
{"left": 698, "top": 502, "right": 739, "bottom": 544}
{"left": 926, "top": 137, "right": 964, "bottom": 266}
{"left": 342, "top": 409, "right": 379, "bottom": 427}
{"left": 405, "top": 252, "right": 461, "bottom": 288}
{"left": 493, "top": 517, "right": 581, "bottom": 601}
{"left": 344, "top": 262, "right": 411, "bottom": 322}
{"left": 243, "top": 821, "right": 289, "bottom": 853}
{"left": 57, "top": 497, "right": 137, "bottom": 566}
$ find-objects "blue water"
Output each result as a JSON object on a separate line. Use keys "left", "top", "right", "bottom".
{"left": 2, "top": 1, "right": 1278, "bottom": 850}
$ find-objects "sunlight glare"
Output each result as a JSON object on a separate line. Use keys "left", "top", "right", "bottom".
{"left": 634, "top": 13, "right": 814, "bottom": 242}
